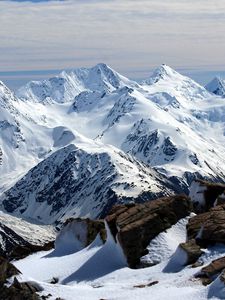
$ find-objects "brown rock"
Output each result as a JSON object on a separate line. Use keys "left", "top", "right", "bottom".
{"left": 106, "top": 194, "right": 192, "bottom": 268}
{"left": 59, "top": 217, "right": 106, "bottom": 247}
{"left": 133, "top": 281, "right": 159, "bottom": 288}
{"left": 187, "top": 204, "right": 225, "bottom": 247}
{"left": 195, "top": 256, "right": 225, "bottom": 286}
{"left": 191, "top": 179, "right": 225, "bottom": 213}
{"left": 179, "top": 239, "right": 203, "bottom": 265}
{"left": 0, "top": 256, "right": 20, "bottom": 284}
{"left": 201, "top": 256, "right": 225, "bottom": 278}
{"left": 0, "top": 256, "right": 41, "bottom": 299}
{"left": 220, "top": 269, "right": 225, "bottom": 284}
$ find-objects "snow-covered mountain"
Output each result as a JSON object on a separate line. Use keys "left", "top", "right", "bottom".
{"left": 16, "top": 63, "right": 137, "bottom": 104}
{"left": 205, "top": 76, "right": 225, "bottom": 97}
{"left": 0, "top": 140, "right": 175, "bottom": 224}
{"left": 1, "top": 63, "right": 225, "bottom": 222}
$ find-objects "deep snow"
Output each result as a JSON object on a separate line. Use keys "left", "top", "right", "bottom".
{"left": 13, "top": 217, "right": 225, "bottom": 300}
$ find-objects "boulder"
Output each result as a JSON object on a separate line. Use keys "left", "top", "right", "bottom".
{"left": 179, "top": 239, "right": 203, "bottom": 265}
{"left": 55, "top": 218, "right": 106, "bottom": 254}
{"left": 196, "top": 256, "right": 225, "bottom": 286}
{"left": 0, "top": 256, "right": 41, "bottom": 300}
{"left": 106, "top": 194, "right": 192, "bottom": 268}
{"left": 187, "top": 204, "right": 225, "bottom": 247}
{"left": 201, "top": 256, "right": 225, "bottom": 278}
{"left": 0, "top": 256, "right": 20, "bottom": 283}
{"left": 189, "top": 179, "right": 225, "bottom": 213}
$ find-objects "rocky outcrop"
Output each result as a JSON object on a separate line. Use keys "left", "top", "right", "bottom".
{"left": 0, "top": 256, "right": 20, "bottom": 283}
{"left": 202, "top": 256, "right": 225, "bottom": 278}
{"left": 179, "top": 239, "right": 203, "bottom": 265}
{"left": 189, "top": 179, "right": 225, "bottom": 213}
{"left": 0, "top": 256, "right": 41, "bottom": 300}
{"left": 106, "top": 195, "right": 192, "bottom": 268}
{"left": 8, "top": 241, "right": 54, "bottom": 261}
{"left": 55, "top": 218, "right": 106, "bottom": 254}
{"left": 0, "top": 215, "right": 55, "bottom": 260}
{"left": 195, "top": 256, "right": 225, "bottom": 286}
{"left": 187, "top": 204, "right": 225, "bottom": 247}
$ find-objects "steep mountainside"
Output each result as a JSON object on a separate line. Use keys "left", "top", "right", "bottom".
{"left": 1, "top": 63, "right": 225, "bottom": 222}
{"left": 0, "top": 141, "right": 175, "bottom": 224}
{"left": 205, "top": 77, "right": 225, "bottom": 97}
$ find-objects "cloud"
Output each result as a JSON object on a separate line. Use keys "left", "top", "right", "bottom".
{"left": 0, "top": 0, "right": 225, "bottom": 82}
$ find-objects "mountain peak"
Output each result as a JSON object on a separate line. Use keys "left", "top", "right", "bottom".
{"left": 144, "top": 64, "right": 184, "bottom": 85}
{"left": 0, "top": 81, "right": 17, "bottom": 105}
{"left": 205, "top": 76, "right": 225, "bottom": 97}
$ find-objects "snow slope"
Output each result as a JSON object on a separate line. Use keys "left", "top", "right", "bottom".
{"left": 13, "top": 217, "right": 225, "bottom": 300}
{"left": 1, "top": 63, "right": 225, "bottom": 222}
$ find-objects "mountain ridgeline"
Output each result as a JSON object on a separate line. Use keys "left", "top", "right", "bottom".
{"left": 0, "top": 63, "right": 225, "bottom": 224}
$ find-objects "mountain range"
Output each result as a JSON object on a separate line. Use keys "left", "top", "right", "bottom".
{"left": 1, "top": 63, "right": 225, "bottom": 224}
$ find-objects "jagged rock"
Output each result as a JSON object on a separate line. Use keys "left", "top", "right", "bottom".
{"left": 0, "top": 256, "right": 41, "bottom": 300}
{"left": 0, "top": 213, "right": 56, "bottom": 260}
{"left": 106, "top": 194, "right": 192, "bottom": 268}
{"left": 0, "top": 279, "right": 41, "bottom": 300}
{"left": 0, "top": 221, "right": 54, "bottom": 260}
{"left": 0, "top": 256, "right": 20, "bottom": 283}
{"left": 220, "top": 268, "right": 225, "bottom": 284}
{"left": 196, "top": 256, "right": 225, "bottom": 286}
{"left": 187, "top": 204, "right": 225, "bottom": 247}
{"left": 179, "top": 239, "right": 203, "bottom": 265}
{"left": 189, "top": 179, "right": 225, "bottom": 213}
{"left": 9, "top": 241, "right": 54, "bottom": 261}
{"left": 55, "top": 218, "right": 106, "bottom": 254}
{"left": 201, "top": 256, "right": 225, "bottom": 278}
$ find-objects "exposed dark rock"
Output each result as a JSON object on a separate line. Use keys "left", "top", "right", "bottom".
{"left": 63, "top": 217, "right": 106, "bottom": 246}
{"left": 196, "top": 256, "right": 225, "bottom": 286}
{"left": 220, "top": 268, "right": 225, "bottom": 284}
{"left": 0, "top": 278, "right": 41, "bottom": 300}
{"left": 190, "top": 179, "right": 225, "bottom": 213}
{"left": 179, "top": 239, "right": 203, "bottom": 265}
{"left": 106, "top": 194, "right": 192, "bottom": 268}
{"left": 10, "top": 241, "right": 54, "bottom": 261}
{"left": 0, "top": 256, "right": 41, "bottom": 300}
{"left": 133, "top": 281, "right": 159, "bottom": 288}
{"left": 0, "top": 256, "right": 20, "bottom": 283}
{"left": 0, "top": 221, "right": 54, "bottom": 260}
{"left": 187, "top": 204, "right": 225, "bottom": 247}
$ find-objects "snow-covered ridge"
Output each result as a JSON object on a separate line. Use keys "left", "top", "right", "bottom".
{"left": 16, "top": 63, "right": 137, "bottom": 104}
{"left": 205, "top": 76, "right": 225, "bottom": 97}
{"left": 1, "top": 63, "right": 225, "bottom": 222}
{"left": 0, "top": 140, "right": 175, "bottom": 224}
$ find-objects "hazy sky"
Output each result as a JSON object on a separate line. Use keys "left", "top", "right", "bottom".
{"left": 0, "top": 0, "right": 225, "bottom": 89}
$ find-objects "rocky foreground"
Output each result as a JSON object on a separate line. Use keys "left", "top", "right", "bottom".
{"left": 1, "top": 179, "right": 225, "bottom": 299}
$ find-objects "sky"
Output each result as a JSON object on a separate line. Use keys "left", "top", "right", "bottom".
{"left": 0, "top": 0, "right": 225, "bottom": 89}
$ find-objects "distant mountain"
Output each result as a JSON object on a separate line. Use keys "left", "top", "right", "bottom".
{"left": 1, "top": 63, "right": 225, "bottom": 222}
{"left": 16, "top": 63, "right": 137, "bottom": 103}
{"left": 205, "top": 76, "right": 225, "bottom": 97}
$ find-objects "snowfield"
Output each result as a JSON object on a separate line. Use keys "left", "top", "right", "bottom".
{"left": 13, "top": 217, "right": 224, "bottom": 300}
